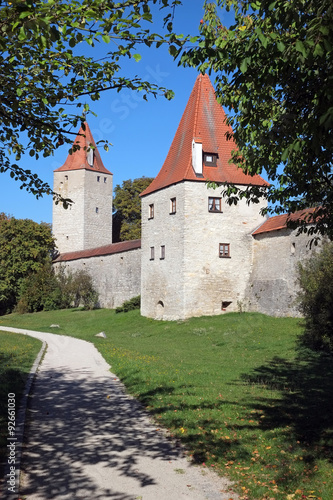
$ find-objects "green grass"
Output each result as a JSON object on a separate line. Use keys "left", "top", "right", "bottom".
{"left": 0, "top": 331, "right": 42, "bottom": 469}
{"left": 0, "top": 309, "right": 332, "bottom": 500}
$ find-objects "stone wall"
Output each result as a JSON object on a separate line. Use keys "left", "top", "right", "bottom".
{"left": 53, "top": 169, "right": 113, "bottom": 254}
{"left": 141, "top": 183, "right": 186, "bottom": 320}
{"left": 54, "top": 245, "right": 141, "bottom": 309}
{"left": 182, "top": 182, "right": 267, "bottom": 318}
{"left": 246, "top": 228, "right": 315, "bottom": 316}
{"left": 141, "top": 180, "right": 267, "bottom": 320}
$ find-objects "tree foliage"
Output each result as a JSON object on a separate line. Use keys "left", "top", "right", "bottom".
{"left": 113, "top": 176, "right": 154, "bottom": 241}
{"left": 0, "top": 216, "right": 55, "bottom": 314}
{"left": 181, "top": 0, "right": 333, "bottom": 238}
{"left": 17, "top": 264, "right": 99, "bottom": 312}
{"left": 297, "top": 242, "right": 333, "bottom": 353}
{"left": 0, "top": 0, "right": 184, "bottom": 202}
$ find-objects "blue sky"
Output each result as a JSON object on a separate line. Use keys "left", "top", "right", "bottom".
{"left": 0, "top": 1, "right": 237, "bottom": 224}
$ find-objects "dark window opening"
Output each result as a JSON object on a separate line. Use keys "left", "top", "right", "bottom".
{"left": 222, "top": 301, "right": 232, "bottom": 311}
{"left": 170, "top": 197, "right": 176, "bottom": 214}
{"left": 204, "top": 153, "right": 217, "bottom": 166}
{"left": 209, "top": 197, "right": 222, "bottom": 212}
{"left": 149, "top": 204, "right": 154, "bottom": 219}
{"left": 219, "top": 243, "right": 230, "bottom": 258}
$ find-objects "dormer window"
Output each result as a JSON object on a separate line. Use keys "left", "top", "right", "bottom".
{"left": 204, "top": 153, "right": 217, "bottom": 167}
{"left": 87, "top": 147, "right": 94, "bottom": 167}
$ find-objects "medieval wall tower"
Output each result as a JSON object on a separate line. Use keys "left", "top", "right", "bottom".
{"left": 140, "top": 74, "right": 269, "bottom": 320}
{"left": 52, "top": 122, "right": 113, "bottom": 254}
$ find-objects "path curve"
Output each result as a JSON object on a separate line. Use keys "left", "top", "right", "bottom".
{"left": 1, "top": 327, "right": 239, "bottom": 500}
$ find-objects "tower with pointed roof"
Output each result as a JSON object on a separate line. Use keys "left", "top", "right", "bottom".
{"left": 140, "top": 74, "right": 269, "bottom": 320}
{"left": 52, "top": 122, "right": 113, "bottom": 254}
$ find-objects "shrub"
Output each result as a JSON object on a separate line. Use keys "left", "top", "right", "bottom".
{"left": 115, "top": 295, "right": 141, "bottom": 313}
{"left": 297, "top": 241, "right": 333, "bottom": 353}
{"left": 16, "top": 265, "right": 99, "bottom": 313}
{"left": 57, "top": 267, "right": 99, "bottom": 310}
{"left": 16, "top": 264, "right": 62, "bottom": 313}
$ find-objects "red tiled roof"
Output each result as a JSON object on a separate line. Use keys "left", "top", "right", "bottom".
{"left": 252, "top": 208, "right": 317, "bottom": 235}
{"left": 53, "top": 239, "right": 141, "bottom": 262}
{"left": 54, "top": 122, "right": 112, "bottom": 175}
{"left": 141, "top": 74, "right": 269, "bottom": 196}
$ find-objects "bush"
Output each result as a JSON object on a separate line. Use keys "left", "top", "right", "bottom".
{"left": 16, "top": 265, "right": 99, "bottom": 313}
{"left": 16, "top": 264, "right": 62, "bottom": 313}
{"left": 297, "top": 241, "right": 333, "bottom": 353}
{"left": 115, "top": 295, "right": 141, "bottom": 313}
{"left": 55, "top": 267, "right": 99, "bottom": 310}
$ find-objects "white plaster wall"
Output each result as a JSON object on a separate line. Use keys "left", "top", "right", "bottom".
{"left": 53, "top": 170, "right": 85, "bottom": 253}
{"left": 141, "top": 181, "right": 267, "bottom": 320}
{"left": 182, "top": 182, "right": 267, "bottom": 318}
{"left": 52, "top": 169, "right": 113, "bottom": 254}
{"left": 83, "top": 170, "right": 113, "bottom": 250}
{"left": 54, "top": 247, "right": 141, "bottom": 309}
{"left": 141, "top": 183, "right": 186, "bottom": 320}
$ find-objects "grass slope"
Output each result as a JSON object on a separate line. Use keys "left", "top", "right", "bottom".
{"left": 0, "top": 309, "right": 332, "bottom": 500}
{"left": 0, "top": 331, "right": 42, "bottom": 477}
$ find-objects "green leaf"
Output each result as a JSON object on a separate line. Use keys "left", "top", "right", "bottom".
{"left": 18, "top": 26, "right": 26, "bottom": 41}
{"left": 277, "top": 41, "right": 285, "bottom": 52}
{"left": 102, "top": 34, "right": 110, "bottom": 43}
{"left": 240, "top": 58, "right": 248, "bottom": 73}
{"left": 132, "top": 53, "right": 141, "bottom": 62}
{"left": 295, "top": 40, "right": 307, "bottom": 58}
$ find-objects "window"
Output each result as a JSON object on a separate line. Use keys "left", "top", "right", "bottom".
{"left": 95, "top": 207, "right": 99, "bottom": 214}
{"left": 222, "top": 301, "right": 232, "bottom": 311}
{"left": 149, "top": 204, "right": 154, "bottom": 219}
{"left": 160, "top": 245, "right": 165, "bottom": 260}
{"left": 150, "top": 247, "right": 155, "bottom": 260}
{"left": 219, "top": 243, "right": 230, "bottom": 258}
{"left": 170, "top": 198, "right": 176, "bottom": 214}
{"left": 97, "top": 176, "right": 100, "bottom": 182}
{"left": 204, "top": 153, "right": 217, "bottom": 166}
{"left": 104, "top": 177, "right": 107, "bottom": 183}
{"left": 208, "top": 197, "right": 222, "bottom": 212}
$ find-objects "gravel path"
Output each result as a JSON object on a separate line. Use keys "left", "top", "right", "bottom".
{"left": 1, "top": 327, "right": 239, "bottom": 500}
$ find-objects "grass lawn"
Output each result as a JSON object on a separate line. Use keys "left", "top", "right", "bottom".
{"left": 0, "top": 309, "right": 332, "bottom": 500}
{"left": 0, "top": 331, "right": 42, "bottom": 476}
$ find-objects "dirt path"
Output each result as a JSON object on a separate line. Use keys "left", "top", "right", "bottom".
{"left": 1, "top": 327, "right": 239, "bottom": 500}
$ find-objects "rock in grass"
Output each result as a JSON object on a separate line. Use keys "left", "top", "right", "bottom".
{"left": 95, "top": 332, "right": 106, "bottom": 338}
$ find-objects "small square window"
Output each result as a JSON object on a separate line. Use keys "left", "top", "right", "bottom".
{"left": 150, "top": 247, "right": 155, "bottom": 260}
{"left": 208, "top": 197, "right": 222, "bottom": 212}
{"left": 219, "top": 243, "right": 230, "bottom": 258}
{"left": 170, "top": 198, "right": 176, "bottom": 214}
{"left": 204, "top": 153, "right": 217, "bottom": 166}
{"left": 160, "top": 245, "right": 165, "bottom": 260}
{"left": 149, "top": 204, "right": 154, "bottom": 219}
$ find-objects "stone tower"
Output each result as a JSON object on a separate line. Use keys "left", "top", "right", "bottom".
{"left": 52, "top": 122, "right": 113, "bottom": 254}
{"left": 140, "top": 74, "right": 269, "bottom": 320}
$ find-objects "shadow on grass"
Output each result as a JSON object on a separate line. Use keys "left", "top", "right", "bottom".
{"left": 120, "top": 378, "right": 249, "bottom": 466}
{"left": 239, "top": 349, "right": 333, "bottom": 463}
